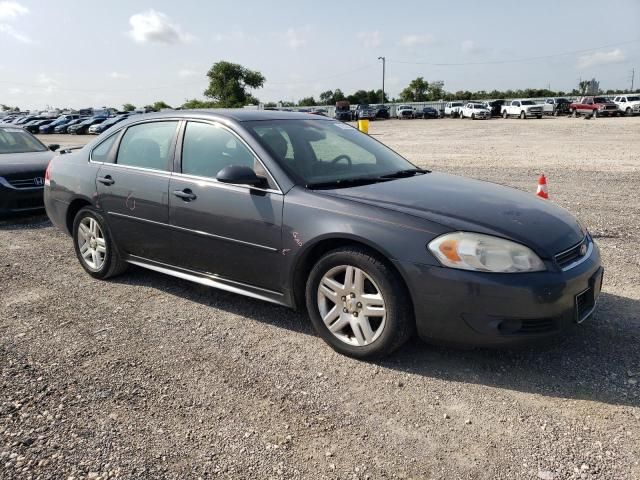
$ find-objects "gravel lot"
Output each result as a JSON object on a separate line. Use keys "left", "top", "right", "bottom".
{"left": 1, "top": 118, "right": 639, "bottom": 479}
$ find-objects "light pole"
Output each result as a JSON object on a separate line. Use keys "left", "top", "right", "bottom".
{"left": 378, "top": 56, "right": 386, "bottom": 105}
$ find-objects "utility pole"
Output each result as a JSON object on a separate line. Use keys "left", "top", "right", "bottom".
{"left": 378, "top": 56, "right": 386, "bottom": 104}
{"left": 631, "top": 68, "right": 635, "bottom": 92}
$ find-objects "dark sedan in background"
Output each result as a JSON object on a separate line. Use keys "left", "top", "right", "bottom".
{"left": 25, "top": 119, "right": 55, "bottom": 134}
{"left": 0, "top": 123, "right": 58, "bottom": 216}
{"left": 68, "top": 117, "right": 107, "bottom": 135}
{"left": 39, "top": 114, "right": 82, "bottom": 134}
{"left": 44, "top": 111, "right": 602, "bottom": 359}
{"left": 54, "top": 118, "right": 85, "bottom": 134}
{"left": 416, "top": 107, "right": 439, "bottom": 119}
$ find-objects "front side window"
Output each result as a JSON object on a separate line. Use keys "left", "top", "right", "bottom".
{"left": 117, "top": 121, "right": 178, "bottom": 171}
{"left": 181, "top": 122, "right": 256, "bottom": 179}
{"left": 512, "top": 101, "right": 520, "bottom": 106}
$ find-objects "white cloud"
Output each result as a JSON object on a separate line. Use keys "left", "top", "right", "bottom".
{"left": 0, "top": 22, "right": 30, "bottom": 42}
{"left": 214, "top": 29, "right": 246, "bottom": 43}
{"left": 357, "top": 31, "right": 381, "bottom": 48}
{"left": 109, "top": 71, "right": 130, "bottom": 79}
{"left": 399, "top": 34, "right": 434, "bottom": 47}
{"left": 178, "top": 69, "right": 198, "bottom": 78}
{"left": 128, "top": 10, "right": 193, "bottom": 44}
{"left": 577, "top": 48, "right": 625, "bottom": 68}
{"left": 8, "top": 87, "right": 21, "bottom": 94}
{"left": 36, "top": 73, "right": 58, "bottom": 93}
{"left": 461, "top": 39, "right": 483, "bottom": 54}
{"left": 283, "top": 26, "right": 311, "bottom": 50}
{"left": 0, "top": 1, "right": 28, "bottom": 21}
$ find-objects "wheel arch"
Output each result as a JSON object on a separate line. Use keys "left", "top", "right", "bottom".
{"left": 65, "top": 196, "right": 94, "bottom": 235}
{"left": 289, "top": 234, "right": 411, "bottom": 312}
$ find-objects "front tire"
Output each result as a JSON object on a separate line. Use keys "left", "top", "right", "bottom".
{"left": 626, "top": 107, "right": 632, "bottom": 116}
{"left": 520, "top": 111, "right": 526, "bottom": 119}
{"left": 502, "top": 111, "right": 508, "bottom": 119}
{"left": 73, "top": 207, "right": 127, "bottom": 279}
{"left": 305, "top": 247, "right": 413, "bottom": 359}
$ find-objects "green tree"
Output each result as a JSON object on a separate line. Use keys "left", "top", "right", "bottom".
{"left": 333, "top": 89, "right": 345, "bottom": 102}
{"left": 152, "top": 101, "right": 172, "bottom": 111}
{"left": 298, "top": 96, "right": 317, "bottom": 106}
{"left": 204, "top": 61, "right": 265, "bottom": 108}
{"left": 1, "top": 104, "right": 11, "bottom": 111}
{"left": 319, "top": 90, "right": 334, "bottom": 104}
{"left": 400, "top": 77, "right": 429, "bottom": 102}
{"left": 181, "top": 98, "right": 216, "bottom": 109}
{"left": 122, "top": 103, "right": 136, "bottom": 112}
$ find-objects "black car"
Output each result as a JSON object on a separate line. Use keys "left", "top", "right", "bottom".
{"left": 68, "top": 117, "right": 107, "bottom": 135}
{"left": 55, "top": 118, "right": 85, "bottom": 134}
{"left": 44, "top": 111, "right": 603, "bottom": 359}
{"left": 353, "top": 104, "right": 376, "bottom": 121}
{"left": 374, "top": 105, "right": 390, "bottom": 119}
{"left": 487, "top": 100, "right": 505, "bottom": 117}
{"left": 0, "top": 123, "right": 58, "bottom": 216}
{"left": 417, "top": 107, "right": 439, "bottom": 119}
{"left": 25, "top": 119, "right": 55, "bottom": 134}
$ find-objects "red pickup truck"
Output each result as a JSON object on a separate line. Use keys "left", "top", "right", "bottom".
{"left": 569, "top": 96, "right": 620, "bottom": 117}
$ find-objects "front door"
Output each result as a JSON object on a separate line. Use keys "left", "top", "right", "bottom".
{"left": 168, "top": 121, "right": 284, "bottom": 291}
{"left": 96, "top": 120, "right": 180, "bottom": 261}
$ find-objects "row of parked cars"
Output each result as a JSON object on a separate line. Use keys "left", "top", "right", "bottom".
{"left": 1, "top": 111, "right": 141, "bottom": 135}
{"left": 441, "top": 95, "right": 640, "bottom": 120}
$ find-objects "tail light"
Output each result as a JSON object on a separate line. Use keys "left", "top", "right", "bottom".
{"left": 44, "top": 160, "right": 52, "bottom": 187}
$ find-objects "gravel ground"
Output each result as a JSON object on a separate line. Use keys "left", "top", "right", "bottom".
{"left": 1, "top": 118, "right": 638, "bottom": 479}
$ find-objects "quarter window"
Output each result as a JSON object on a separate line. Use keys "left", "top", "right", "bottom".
{"left": 116, "top": 121, "right": 178, "bottom": 171}
{"left": 91, "top": 133, "right": 119, "bottom": 162}
{"left": 181, "top": 122, "right": 256, "bottom": 179}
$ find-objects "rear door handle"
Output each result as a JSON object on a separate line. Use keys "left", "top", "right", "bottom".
{"left": 97, "top": 175, "right": 114, "bottom": 186}
{"left": 173, "top": 189, "right": 197, "bottom": 201}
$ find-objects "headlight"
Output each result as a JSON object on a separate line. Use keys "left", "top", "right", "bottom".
{"left": 428, "top": 232, "right": 546, "bottom": 273}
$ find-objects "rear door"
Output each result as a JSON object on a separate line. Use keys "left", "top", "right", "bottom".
{"left": 95, "top": 120, "right": 180, "bottom": 261}
{"left": 168, "top": 120, "right": 284, "bottom": 291}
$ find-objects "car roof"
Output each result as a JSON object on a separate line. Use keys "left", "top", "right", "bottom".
{"left": 112, "top": 109, "right": 336, "bottom": 124}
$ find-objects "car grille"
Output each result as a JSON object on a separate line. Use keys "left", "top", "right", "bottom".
{"left": 575, "top": 287, "right": 596, "bottom": 323}
{"left": 516, "top": 318, "right": 556, "bottom": 334}
{"left": 5, "top": 176, "right": 44, "bottom": 189}
{"left": 555, "top": 236, "right": 589, "bottom": 269}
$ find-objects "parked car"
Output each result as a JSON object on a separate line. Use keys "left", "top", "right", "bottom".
{"left": 542, "top": 98, "right": 572, "bottom": 116}
{"left": 0, "top": 123, "right": 58, "bottom": 216}
{"left": 460, "top": 103, "right": 491, "bottom": 119}
{"left": 44, "top": 110, "right": 602, "bottom": 359}
{"left": 334, "top": 101, "right": 352, "bottom": 121}
{"left": 353, "top": 104, "right": 376, "bottom": 121}
{"left": 444, "top": 101, "right": 464, "bottom": 118}
{"left": 487, "top": 100, "right": 505, "bottom": 117}
{"left": 55, "top": 118, "right": 85, "bottom": 134}
{"left": 569, "top": 97, "right": 619, "bottom": 117}
{"left": 613, "top": 95, "right": 640, "bottom": 116}
{"left": 25, "top": 119, "right": 55, "bottom": 134}
{"left": 68, "top": 117, "right": 107, "bottom": 135}
{"left": 501, "top": 100, "right": 543, "bottom": 119}
{"left": 416, "top": 107, "right": 439, "bottom": 119}
{"left": 309, "top": 109, "right": 328, "bottom": 117}
{"left": 39, "top": 115, "right": 82, "bottom": 134}
{"left": 374, "top": 105, "right": 390, "bottom": 119}
{"left": 396, "top": 105, "right": 415, "bottom": 119}
{"left": 88, "top": 114, "right": 130, "bottom": 134}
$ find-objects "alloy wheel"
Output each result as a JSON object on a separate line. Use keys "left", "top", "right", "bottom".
{"left": 316, "top": 265, "right": 386, "bottom": 347}
{"left": 77, "top": 217, "right": 107, "bottom": 271}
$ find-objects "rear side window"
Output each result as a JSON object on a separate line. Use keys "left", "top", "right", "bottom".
{"left": 116, "top": 121, "right": 178, "bottom": 171}
{"left": 91, "top": 134, "right": 119, "bottom": 163}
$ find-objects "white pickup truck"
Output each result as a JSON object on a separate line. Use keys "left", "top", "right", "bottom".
{"left": 613, "top": 95, "right": 640, "bottom": 116}
{"left": 501, "top": 100, "right": 543, "bottom": 119}
{"left": 444, "top": 101, "right": 464, "bottom": 118}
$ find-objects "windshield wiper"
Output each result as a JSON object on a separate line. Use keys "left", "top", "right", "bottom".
{"left": 379, "top": 168, "right": 430, "bottom": 179}
{"left": 306, "top": 176, "right": 393, "bottom": 190}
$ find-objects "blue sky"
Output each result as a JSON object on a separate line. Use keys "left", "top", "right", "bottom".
{"left": 1, "top": 0, "right": 639, "bottom": 109}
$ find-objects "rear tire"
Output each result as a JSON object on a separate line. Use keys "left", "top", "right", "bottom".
{"left": 520, "top": 111, "right": 526, "bottom": 119}
{"left": 305, "top": 247, "right": 413, "bottom": 359}
{"left": 592, "top": 109, "right": 598, "bottom": 119}
{"left": 502, "top": 111, "right": 508, "bottom": 119}
{"left": 626, "top": 107, "right": 632, "bottom": 116}
{"left": 572, "top": 109, "right": 577, "bottom": 118}
{"left": 72, "top": 207, "right": 127, "bottom": 280}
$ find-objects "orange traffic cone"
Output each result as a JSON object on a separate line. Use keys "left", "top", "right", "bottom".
{"left": 536, "top": 174, "right": 549, "bottom": 199}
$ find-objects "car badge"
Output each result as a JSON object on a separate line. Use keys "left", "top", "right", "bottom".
{"left": 579, "top": 243, "right": 587, "bottom": 256}
{"left": 34, "top": 177, "right": 44, "bottom": 186}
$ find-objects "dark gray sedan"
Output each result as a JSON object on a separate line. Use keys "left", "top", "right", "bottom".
{"left": 0, "top": 123, "right": 58, "bottom": 216}
{"left": 44, "top": 110, "right": 603, "bottom": 358}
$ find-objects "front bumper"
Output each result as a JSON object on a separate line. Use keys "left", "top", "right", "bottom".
{"left": 394, "top": 241, "right": 603, "bottom": 346}
{"left": 0, "top": 177, "right": 45, "bottom": 216}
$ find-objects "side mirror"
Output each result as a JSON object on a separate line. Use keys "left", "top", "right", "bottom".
{"left": 48, "top": 144, "right": 60, "bottom": 151}
{"left": 216, "top": 165, "right": 267, "bottom": 188}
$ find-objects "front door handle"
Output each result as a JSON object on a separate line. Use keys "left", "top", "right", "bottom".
{"left": 173, "top": 189, "right": 197, "bottom": 201}
{"left": 97, "top": 175, "right": 114, "bottom": 186}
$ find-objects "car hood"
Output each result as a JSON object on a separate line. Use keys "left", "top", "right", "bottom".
{"left": 0, "top": 150, "right": 55, "bottom": 177}
{"left": 318, "top": 172, "right": 584, "bottom": 257}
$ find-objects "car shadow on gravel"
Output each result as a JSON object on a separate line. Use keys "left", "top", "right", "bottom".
{"left": 0, "top": 213, "right": 51, "bottom": 230}
{"left": 379, "top": 292, "right": 640, "bottom": 408}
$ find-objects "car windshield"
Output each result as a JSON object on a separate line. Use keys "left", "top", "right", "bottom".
{"left": 520, "top": 100, "right": 535, "bottom": 105}
{"left": 452, "top": 102, "right": 463, "bottom": 107}
{"left": 628, "top": 96, "right": 640, "bottom": 101}
{"left": 0, "top": 127, "right": 47, "bottom": 154}
{"left": 246, "top": 119, "right": 420, "bottom": 188}
{"left": 593, "top": 97, "right": 608, "bottom": 103}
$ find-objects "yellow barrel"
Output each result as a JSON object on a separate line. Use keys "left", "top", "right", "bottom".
{"left": 357, "top": 119, "right": 369, "bottom": 134}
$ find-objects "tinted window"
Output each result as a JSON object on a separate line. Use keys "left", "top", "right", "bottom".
{"left": 0, "top": 127, "right": 47, "bottom": 154}
{"left": 91, "top": 134, "right": 119, "bottom": 162}
{"left": 181, "top": 122, "right": 255, "bottom": 178}
{"left": 117, "top": 121, "right": 178, "bottom": 171}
